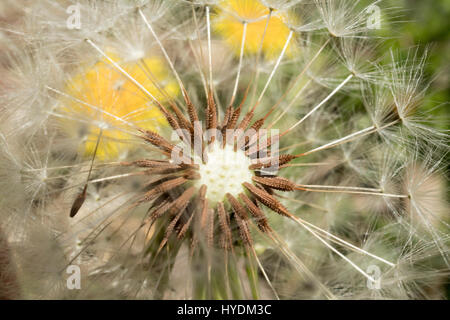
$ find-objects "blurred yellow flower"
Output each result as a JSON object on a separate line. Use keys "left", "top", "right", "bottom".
{"left": 213, "top": 0, "right": 294, "bottom": 59}
{"left": 63, "top": 54, "right": 178, "bottom": 160}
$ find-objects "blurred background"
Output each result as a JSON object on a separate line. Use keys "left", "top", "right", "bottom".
{"left": 382, "top": 0, "right": 449, "bottom": 129}
{"left": 1, "top": 0, "right": 447, "bottom": 124}
{"left": 0, "top": 0, "right": 448, "bottom": 119}
{"left": 376, "top": 0, "right": 450, "bottom": 298}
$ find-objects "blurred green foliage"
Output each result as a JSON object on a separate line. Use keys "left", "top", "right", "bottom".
{"left": 388, "top": 0, "right": 450, "bottom": 299}
{"left": 381, "top": 0, "right": 449, "bottom": 129}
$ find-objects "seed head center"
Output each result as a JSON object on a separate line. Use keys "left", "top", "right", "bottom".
{"left": 197, "top": 143, "right": 253, "bottom": 204}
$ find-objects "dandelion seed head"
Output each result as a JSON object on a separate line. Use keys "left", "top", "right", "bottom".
{"left": 0, "top": 0, "right": 448, "bottom": 300}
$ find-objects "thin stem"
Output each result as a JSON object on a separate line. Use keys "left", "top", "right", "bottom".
{"left": 85, "top": 129, "right": 103, "bottom": 184}
{"left": 281, "top": 74, "right": 353, "bottom": 136}
{"left": 266, "top": 38, "right": 331, "bottom": 125}
{"left": 288, "top": 216, "right": 377, "bottom": 282}
{"left": 296, "top": 185, "right": 409, "bottom": 198}
{"left": 139, "top": 9, "right": 187, "bottom": 99}
{"left": 266, "top": 230, "right": 337, "bottom": 299}
{"left": 49, "top": 171, "right": 148, "bottom": 196}
{"left": 190, "top": 5, "right": 209, "bottom": 96}
{"left": 250, "top": 9, "right": 272, "bottom": 105}
{"left": 280, "top": 162, "right": 332, "bottom": 167}
{"left": 138, "top": 58, "right": 182, "bottom": 108}
{"left": 188, "top": 39, "right": 209, "bottom": 97}
{"left": 85, "top": 39, "right": 168, "bottom": 114}
{"left": 268, "top": 80, "right": 311, "bottom": 129}
{"left": 249, "top": 246, "right": 280, "bottom": 300}
{"left": 253, "top": 30, "right": 294, "bottom": 111}
{"left": 46, "top": 86, "right": 137, "bottom": 134}
{"left": 298, "top": 120, "right": 399, "bottom": 157}
{"left": 277, "top": 194, "right": 329, "bottom": 212}
{"left": 230, "top": 22, "right": 248, "bottom": 106}
{"left": 23, "top": 161, "right": 125, "bottom": 172}
{"left": 299, "top": 125, "right": 376, "bottom": 156}
{"left": 70, "top": 191, "right": 132, "bottom": 227}
{"left": 206, "top": 6, "right": 213, "bottom": 92}
{"left": 287, "top": 214, "right": 396, "bottom": 267}
{"left": 297, "top": 184, "right": 383, "bottom": 193}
